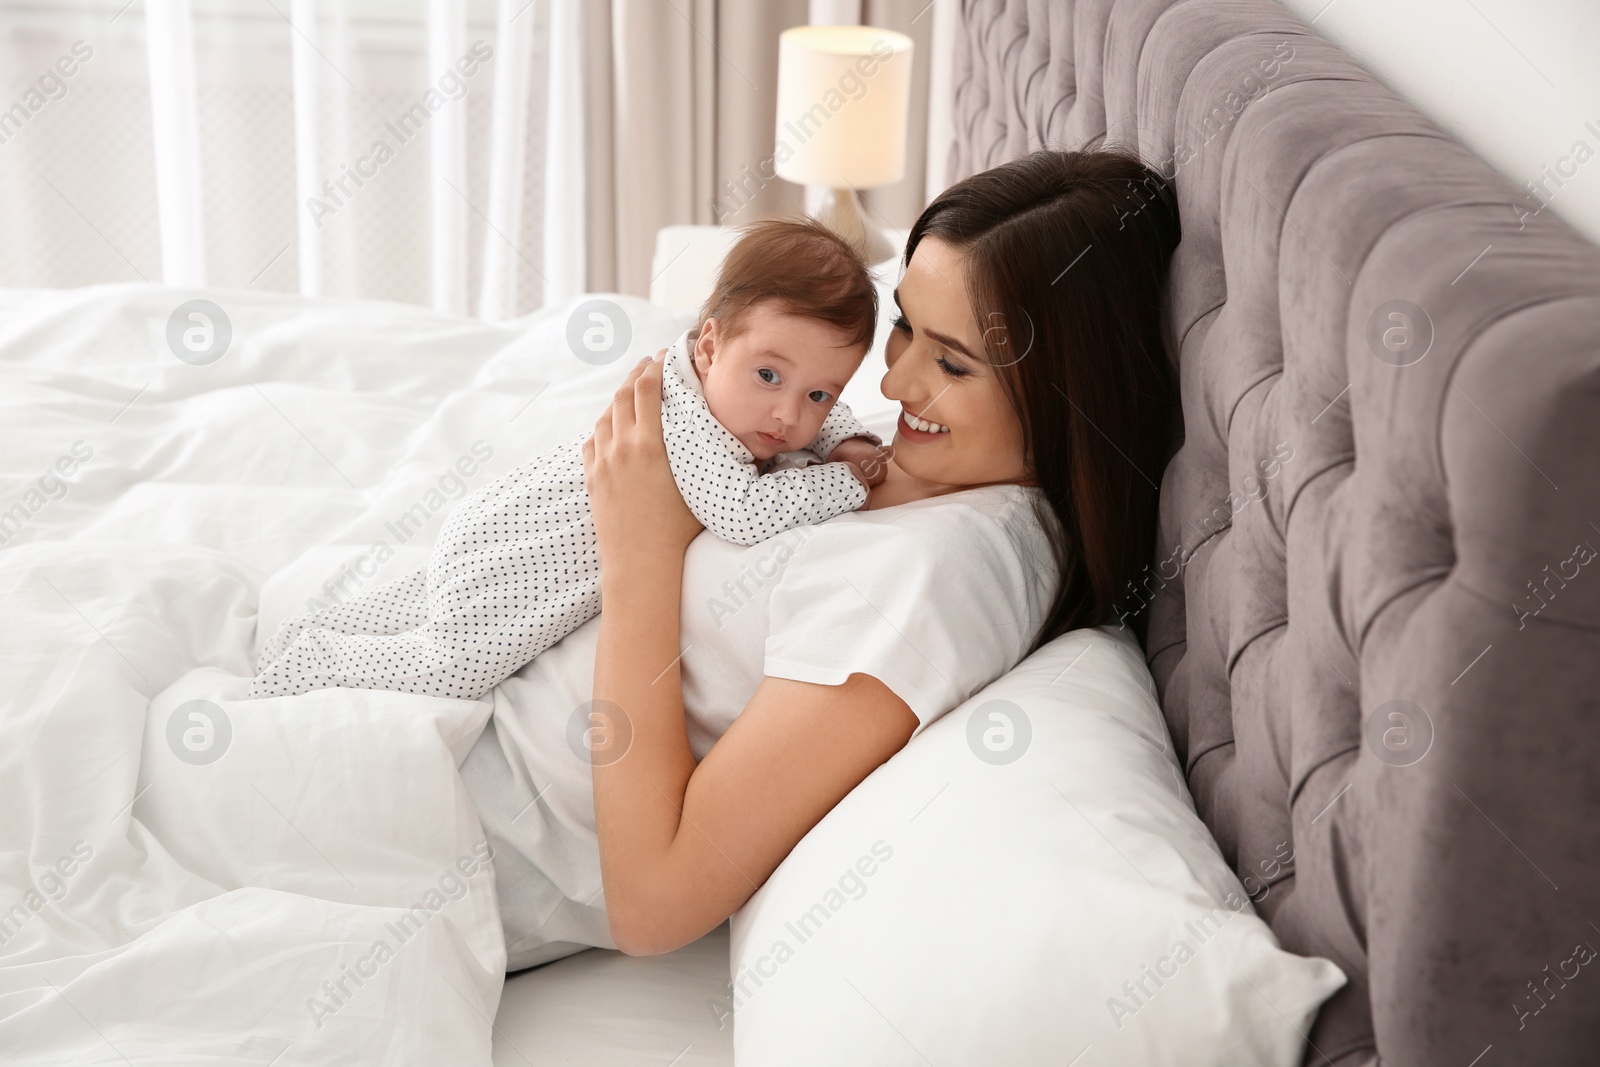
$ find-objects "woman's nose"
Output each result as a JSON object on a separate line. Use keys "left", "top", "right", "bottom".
{"left": 884, "top": 327, "right": 909, "bottom": 369}
{"left": 881, "top": 336, "right": 918, "bottom": 402}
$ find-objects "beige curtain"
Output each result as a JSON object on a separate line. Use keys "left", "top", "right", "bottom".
{"left": 859, "top": 0, "right": 934, "bottom": 235}
{"left": 584, "top": 0, "right": 804, "bottom": 296}
{"left": 583, "top": 0, "right": 936, "bottom": 296}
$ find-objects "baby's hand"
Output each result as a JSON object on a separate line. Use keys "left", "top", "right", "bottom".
{"left": 827, "top": 436, "right": 891, "bottom": 488}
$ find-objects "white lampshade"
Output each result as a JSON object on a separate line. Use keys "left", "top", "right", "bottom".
{"left": 774, "top": 26, "right": 914, "bottom": 189}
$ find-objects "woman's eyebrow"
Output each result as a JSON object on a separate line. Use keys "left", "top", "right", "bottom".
{"left": 926, "top": 329, "right": 979, "bottom": 362}
{"left": 893, "top": 286, "right": 979, "bottom": 363}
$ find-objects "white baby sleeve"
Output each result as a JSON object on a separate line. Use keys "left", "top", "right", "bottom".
{"left": 805, "top": 399, "right": 881, "bottom": 461}
{"left": 672, "top": 442, "right": 870, "bottom": 547}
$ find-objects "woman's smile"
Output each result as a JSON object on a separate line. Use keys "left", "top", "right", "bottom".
{"left": 896, "top": 407, "right": 950, "bottom": 441}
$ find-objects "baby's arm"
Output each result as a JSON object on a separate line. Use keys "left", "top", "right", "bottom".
{"left": 805, "top": 399, "right": 880, "bottom": 461}
{"left": 824, "top": 435, "right": 891, "bottom": 487}
{"left": 668, "top": 428, "right": 872, "bottom": 547}
{"left": 806, "top": 400, "right": 891, "bottom": 487}
{"left": 691, "top": 462, "right": 871, "bottom": 546}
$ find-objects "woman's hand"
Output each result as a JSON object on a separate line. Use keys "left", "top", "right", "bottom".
{"left": 582, "top": 351, "right": 703, "bottom": 566}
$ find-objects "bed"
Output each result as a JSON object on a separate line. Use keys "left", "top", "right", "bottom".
{"left": 3, "top": 0, "right": 1597, "bottom": 1064}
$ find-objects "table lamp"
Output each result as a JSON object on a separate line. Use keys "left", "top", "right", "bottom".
{"left": 775, "top": 26, "right": 914, "bottom": 265}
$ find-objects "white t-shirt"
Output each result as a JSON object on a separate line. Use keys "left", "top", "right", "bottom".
{"left": 687, "top": 481, "right": 1060, "bottom": 747}
{"left": 471, "top": 480, "right": 1059, "bottom": 966}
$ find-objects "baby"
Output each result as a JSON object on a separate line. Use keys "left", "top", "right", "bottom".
{"left": 248, "top": 218, "right": 886, "bottom": 701}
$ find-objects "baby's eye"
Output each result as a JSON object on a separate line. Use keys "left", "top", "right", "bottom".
{"left": 808, "top": 389, "right": 832, "bottom": 404}
{"left": 757, "top": 367, "right": 780, "bottom": 385}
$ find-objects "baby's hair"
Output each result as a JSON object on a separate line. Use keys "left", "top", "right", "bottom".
{"left": 697, "top": 217, "right": 878, "bottom": 350}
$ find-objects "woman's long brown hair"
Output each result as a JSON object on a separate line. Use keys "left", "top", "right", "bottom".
{"left": 904, "top": 144, "right": 1181, "bottom": 652}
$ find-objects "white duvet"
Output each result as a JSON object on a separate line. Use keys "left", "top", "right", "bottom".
{"left": 0, "top": 284, "right": 695, "bottom": 1064}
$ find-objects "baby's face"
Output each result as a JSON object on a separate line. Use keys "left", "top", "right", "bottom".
{"left": 692, "top": 303, "right": 867, "bottom": 462}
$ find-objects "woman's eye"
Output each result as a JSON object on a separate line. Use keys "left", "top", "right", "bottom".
{"left": 808, "top": 390, "right": 832, "bottom": 404}
{"left": 757, "top": 367, "right": 779, "bottom": 385}
{"left": 935, "top": 355, "right": 971, "bottom": 379}
{"left": 892, "top": 313, "right": 911, "bottom": 334}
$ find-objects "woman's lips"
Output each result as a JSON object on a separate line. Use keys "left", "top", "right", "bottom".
{"left": 896, "top": 411, "right": 948, "bottom": 443}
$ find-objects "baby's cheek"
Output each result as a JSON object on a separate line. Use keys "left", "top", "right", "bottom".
{"left": 698, "top": 375, "right": 736, "bottom": 424}
{"left": 711, "top": 393, "right": 763, "bottom": 437}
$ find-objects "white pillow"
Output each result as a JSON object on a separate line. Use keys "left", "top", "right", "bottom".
{"left": 729, "top": 626, "right": 1345, "bottom": 1066}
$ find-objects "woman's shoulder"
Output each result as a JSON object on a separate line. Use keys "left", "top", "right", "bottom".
{"left": 762, "top": 482, "right": 1060, "bottom": 727}
{"left": 845, "top": 482, "right": 1049, "bottom": 542}
{"left": 798, "top": 482, "right": 1056, "bottom": 575}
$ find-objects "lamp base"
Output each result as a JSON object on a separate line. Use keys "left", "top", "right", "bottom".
{"left": 814, "top": 187, "right": 897, "bottom": 266}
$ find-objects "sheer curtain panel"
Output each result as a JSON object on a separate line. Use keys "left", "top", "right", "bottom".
{"left": 0, "top": 0, "right": 582, "bottom": 316}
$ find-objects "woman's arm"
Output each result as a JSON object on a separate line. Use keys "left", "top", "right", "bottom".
{"left": 583, "top": 357, "right": 918, "bottom": 956}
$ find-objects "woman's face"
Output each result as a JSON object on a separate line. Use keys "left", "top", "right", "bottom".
{"left": 882, "top": 236, "right": 1031, "bottom": 487}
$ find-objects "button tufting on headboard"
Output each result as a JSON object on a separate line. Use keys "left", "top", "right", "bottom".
{"left": 946, "top": 1, "right": 1600, "bottom": 1064}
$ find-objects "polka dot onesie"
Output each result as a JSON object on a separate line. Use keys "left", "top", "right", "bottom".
{"left": 246, "top": 328, "right": 880, "bottom": 700}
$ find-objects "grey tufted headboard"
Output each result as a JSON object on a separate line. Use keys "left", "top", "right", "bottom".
{"left": 947, "top": 1, "right": 1600, "bottom": 1064}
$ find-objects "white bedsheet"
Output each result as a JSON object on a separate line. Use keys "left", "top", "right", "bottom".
{"left": 0, "top": 283, "right": 697, "bottom": 1064}
{"left": 495, "top": 922, "right": 734, "bottom": 1065}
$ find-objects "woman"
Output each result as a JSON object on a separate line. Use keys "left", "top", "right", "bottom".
{"left": 461, "top": 145, "right": 1180, "bottom": 966}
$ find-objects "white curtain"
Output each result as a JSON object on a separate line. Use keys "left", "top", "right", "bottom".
{"left": 0, "top": 0, "right": 583, "bottom": 318}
